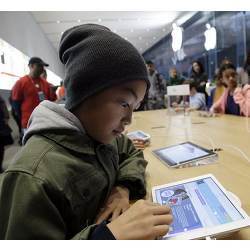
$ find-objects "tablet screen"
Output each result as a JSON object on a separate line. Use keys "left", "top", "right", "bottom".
{"left": 154, "top": 177, "right": 244, "bottom": 237}
{"left": 153, "top": 142, "right": 214, "bottom": 166}
{"left": 127, "top": 131, "right": 148, "bottom": 140}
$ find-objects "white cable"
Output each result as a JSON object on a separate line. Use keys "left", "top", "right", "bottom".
{"left": 189, "top": 131, "right": 216, "bottom": 152}
{"left": 220, "top": 144, "right": 250, "bottom": 164}
{"left": 140, "top": 113, "right": 249, "bottom": 164}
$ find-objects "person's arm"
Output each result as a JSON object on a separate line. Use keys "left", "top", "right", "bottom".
{"left": 234, "top": 85, "right": 250, "bottom": 117}
{"left": 49, "top": 85, "right": 57, "bottom": 101}
{"left": 0, "top": 95, "right": 9, "bottom": 121}
{"left": 210, "top": 90, "right": 226, "bottom": 114}
{"left": 11, "top": 80, "right": 23, "bottom": 120}
{"left": 11, "top": 100, "right": 21, "bottom": 120}
{"left": 114, "top": 134, "right": 148, "bottom": 200}
{"left": 200, "top": 73, "right": 208, "bottom": 85}
{"left": 0, "top": 172, "right": 109, "bottom": 240}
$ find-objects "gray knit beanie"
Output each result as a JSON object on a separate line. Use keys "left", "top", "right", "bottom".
{"left": 59, "top": 24, "right": 150, "bottom": 110}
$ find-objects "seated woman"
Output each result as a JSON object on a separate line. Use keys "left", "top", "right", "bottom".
{"left": 210, "top": 63, "right": 250, "bottom": 117}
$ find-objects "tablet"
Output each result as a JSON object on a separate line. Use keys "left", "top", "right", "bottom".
{"left": 126, "top": 130, "right": 150, "bottom": 142}
{"left": 152, "top": 174, "right": 250, "bottom": 240}
{"left": 152, "top": 142, "right": 217, "bottom": 168}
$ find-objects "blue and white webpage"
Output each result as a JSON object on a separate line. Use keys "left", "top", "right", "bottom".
{"left": 154, "top": 177, "right": 244, "bottom": 237}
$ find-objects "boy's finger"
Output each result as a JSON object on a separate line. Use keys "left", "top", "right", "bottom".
{"left": 111, "top": 208, "right": 122, "bottom": 221}
{"left": 153, "top": 214, "right": 173, "bottom": 226}
{"left": 153, "top": 225, "right": 170, "bottom": 238}
{"left": 96, "top": 207, "right": 113, "bottom": 224}
{"left": 122, "top": 204, "right": 130, "bottom": 213}
{"left": 151, "top": 205, "right": 171, "bottom": 215}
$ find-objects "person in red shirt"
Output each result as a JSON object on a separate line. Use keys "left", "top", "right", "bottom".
{"left": 11, "top": 57, "right": 56, "bottom": 140}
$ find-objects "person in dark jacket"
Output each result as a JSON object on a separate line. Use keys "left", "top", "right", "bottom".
{"left": 190, "top": 60, "right": 208, "bottom": 103}
{"left": 0, "top": 94, "right": 13, "bottom": 173}
{"left": 0, "top": 24, "right": 173, "bottom": 240}
{"left": 167, "top": 67, "right": 185, "bottom": 86}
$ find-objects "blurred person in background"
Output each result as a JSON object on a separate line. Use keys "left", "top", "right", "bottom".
{"left": 56, "top": 80, "right": 66, "bottom": 103}
{"left": 210, "top": 63, "right": 250, "bottom": 116}
{"left": 238, "top": 52, "right": 250, "bottom": 86}
{"left": 167, "top": 67, "right": 185, "bottom": 86}
{"left": 40, "top": 69, "right": 57, "bottom": 101}
{"left": 0, "top": 94, "right": 13, "bottom": 173}
{"left": 11, "top": 57, "right": 56, "bottom": 143}
{"left": 172, "top": 81, "right": 206, "bottom": 112}
{"left": 207, "top": 71, "right": 226, "bottom": 109}
{"left": 190, "top": 60, "right": 208, "bottom": 103}
{"left": 145, "top": 60, "right": 166, "bottom": 110}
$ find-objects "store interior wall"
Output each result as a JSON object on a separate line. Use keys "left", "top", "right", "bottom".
{"left": 0, "top": 11, "right": 64, "bottom": 78}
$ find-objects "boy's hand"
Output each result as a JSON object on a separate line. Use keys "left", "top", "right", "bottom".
{"left": 107, "top": 199, "right": 173, "bottom": 240}
{"left": 96, "top": 186, "right": 130, "bottom": 224}
{"left": 132, "top": 139, "right": 149, "bottom": 150}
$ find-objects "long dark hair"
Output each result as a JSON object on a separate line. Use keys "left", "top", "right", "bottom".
{"left": 218, "top": 63, "right": 236, "bottom": 80}
{"left": 191, "top": 60, "right": 204, "bottom": 75}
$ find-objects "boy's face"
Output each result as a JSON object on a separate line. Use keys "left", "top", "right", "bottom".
{"left": 222, "top": 69, "right": 237, "bottom": 89}
{"left": 74, "top": 80, "right": 147, "bottom": 144}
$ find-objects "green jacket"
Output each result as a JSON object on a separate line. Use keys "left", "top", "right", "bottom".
{"left": 0, "top": 101, "right": 147, "bottom": 239}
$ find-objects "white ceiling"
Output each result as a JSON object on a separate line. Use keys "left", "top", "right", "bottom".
{"left": 31, "top": 11, "right": 196, "bottom": 53}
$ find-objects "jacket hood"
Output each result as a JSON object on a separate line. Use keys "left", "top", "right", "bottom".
{"left": 23, "top": 100, "right": 85, "bottom": 144}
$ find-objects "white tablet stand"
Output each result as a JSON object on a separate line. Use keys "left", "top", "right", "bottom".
{"left": 166, "top": 84, "right": 190, "bottom": 116}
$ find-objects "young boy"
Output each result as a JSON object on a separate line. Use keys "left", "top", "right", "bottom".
{"left": 188, "top": 82, "right": 206, "bottom": 111}
{"left": 172, "top": 82, "right": 206, "bottom": 112}
{"left": 0, "top": 24, "right": 172, "bottom": 240}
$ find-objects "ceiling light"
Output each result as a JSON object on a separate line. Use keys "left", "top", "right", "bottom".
{"left": 124, "top": 37, "right": 128, "bottom": 40}
{"left": 56, "top": 20, "right": 60, "bottom": 24}
{"left": 130, "top": 29, "right": 134, "bottom": 33}
{"left": 98, "top": 18, "right": 102, "bottom": 22}
{"left": 171, "top": 23, "right": 183, "bottom": 52}
{"left": 77, "top": 19, "right": 81, "bottom": 23}
{"left": 153, "top": 37, "right": 156, "bottom": 40}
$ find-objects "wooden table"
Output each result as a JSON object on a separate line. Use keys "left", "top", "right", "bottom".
{"left": 128, "top": 109, "right": 250, "bottom": 239}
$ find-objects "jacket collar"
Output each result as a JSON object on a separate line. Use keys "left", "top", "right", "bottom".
{"left": 41, "top": 130, "right": 117, "bottom": 156}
